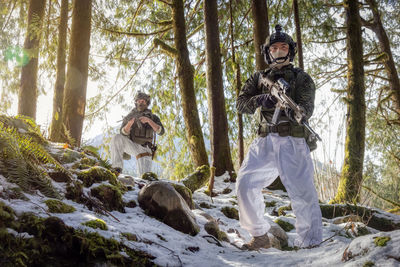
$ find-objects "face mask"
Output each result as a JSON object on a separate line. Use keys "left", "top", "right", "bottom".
{"left": 270, "top": 49, "right": 288, "bottom": 63}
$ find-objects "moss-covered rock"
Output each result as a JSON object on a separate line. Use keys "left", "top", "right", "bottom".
{"left": 82, "top": 219, "right": 108, "bottom": 230}
{"left": 363, "top": 261, "right": 374, "bottom": 267}
{"left": 80, "top": 156, "right": 97, "bottom": 167}
{"left": 126, "top": 200, "right": 137, "bottom": 208}
{"left": 181, "top": 165, "right": 210, "bottom": 193}
{"left": 141, "top": 172, "right": 158, "bottom": 181}
{"left": 77, "top": 166, "right": 118, "bottom": 187}
{"left": 65, "top": 181, "right": 84, "bottom": 202}
{"left": 45, "top": 199, "right": 76, "bottom": 213}
{"left": 0, "top": 214, "right": 155, "bottom": 266}
{"left": 0, "top": 201, "right": 16, "bottom": 228}
{"left": 278, "top": 205, "right": 292, "bottom": 216}
{"left": 274, "top": 219, "right": 295, "bottom": 232}
{"left": 265, "top": 201, "right": 277, "bottom": 207}
{"left": 90, "top": 184, "right": 125, "bottom": 212}
{"left": 320, "top": 203, "right": 400, "bottom": 231}
{"left": 199, "top": 202, "right": 215, "bottom": 209}
{"left": 60, "top": 148, "right": 83, "bottom": 163}
{"left": 221, "top": 206, "right": 239, "bottom": 220}
{"left": 0, "top": 186, "right": 29, "bottom": 200}
{"left": 122, "top": 232, "right": 138, "bottom": 242}
{"left": 204, "top": 221, "right": 229, "bottom": 242}
{"left": 374, "top": 236, "right": 390, "bottom": 247}
{"left": 172, "top": 183, "right": 194, "bottom": 209}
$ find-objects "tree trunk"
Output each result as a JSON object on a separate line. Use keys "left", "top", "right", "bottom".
{"left": 332, "top": 0, "right": 365, "bottom": 204}
{"left": 251, "top": 0, "right": 269, "bottom": 71}
{"left": 365, "top": 0, "right": 400, "bottom": 123}
{"left": 204, "top": 0, "right": 235, "bottom": 179}
{"left": 229, "top": 0, "right": 244, "bottom": 166}
{"left": 171, "top": 0, "right": 209, "bottom": 168}
{"left": 49, "top": 0, "right": 68, "bottom": 142}
{"left": 293, "top": 0, "right": 304, "bottom": 70}
{"left": 61, "top": 0, "right": 92, "bottom": 146}
{"left": 18, "top": 0, "right": 46, "bottom": 120}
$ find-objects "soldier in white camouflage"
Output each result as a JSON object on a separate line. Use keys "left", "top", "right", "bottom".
{"left": 110, "top": 91, "right": 165, "bottom": 177}
{"left": 236, "top": 25, "right": 322, "bottom": 250}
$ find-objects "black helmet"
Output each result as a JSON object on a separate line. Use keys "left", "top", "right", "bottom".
{"left": 261, "top": 25, "right": 297, "bottom": 64}
{"left": 134, "top": 91, "right": 151, "bottom": 105}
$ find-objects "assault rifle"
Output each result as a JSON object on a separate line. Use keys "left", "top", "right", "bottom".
{"left": 259, "top": 75, "right": 322, "bottom": 142}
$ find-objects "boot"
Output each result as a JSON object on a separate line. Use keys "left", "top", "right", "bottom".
{"left": 241, "top": 233, "right": 271, "bottom": 250}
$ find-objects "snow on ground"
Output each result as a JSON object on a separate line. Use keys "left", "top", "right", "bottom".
{"left": 1, "top": 172, "right": 400, "bottom": 267}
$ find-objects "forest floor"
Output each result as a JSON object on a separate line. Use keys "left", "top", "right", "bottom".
{"left": 1, "top": 160, "right": 400, "bottom": 267}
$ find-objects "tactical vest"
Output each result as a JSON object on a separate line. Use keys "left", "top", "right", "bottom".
{"left": 125, "top": 109, "right": 155, "bottom": 145}
{"left": 255, "top": 66, "right": 317, "bottom": 151}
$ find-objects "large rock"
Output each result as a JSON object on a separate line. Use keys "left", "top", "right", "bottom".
{"left": 138, "top": 181, "right": 200, "bottom": 236}
{"left": 269, "top": 222, "right": 289, "bottom": 248}
{"left": 342, "top": 230, "right": 400, "bottom": 266}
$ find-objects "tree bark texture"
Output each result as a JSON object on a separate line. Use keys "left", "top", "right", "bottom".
{"left": 365, "top": 0, "right": 400, "bottom": 123}
{"left": 293, "top": 0, "right": 304, "bottom": 70}
{"left": 62, "top": 0, "right": 92, "bottom": 146}
{"left": 204, "top": 0, "right": 235, "bottom": 179}
{"left": 251, "top": 0, "right": 269, "bottom": 71}
{"left": 333, "top": 0, "right": 365, "bottom": 204}
{"left": 49, "top": 0, "right": 68, "bottom": 142}
{"left": 171, "top": 0, "right": 209, "bottom": 167}
{"left": 229, "top": 0, "right": 244, "bottom": 165}
{"left": 18, "top": 0, "right": 46, "bottom": 120}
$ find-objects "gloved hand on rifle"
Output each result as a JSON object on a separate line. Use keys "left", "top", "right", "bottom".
{"left": 256, "top": 94, "right": 277, "bottom": 109}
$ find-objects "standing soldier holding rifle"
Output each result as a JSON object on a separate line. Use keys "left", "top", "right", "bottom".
{"left": 236, "top": 25, "right": 322, "bottom": 250}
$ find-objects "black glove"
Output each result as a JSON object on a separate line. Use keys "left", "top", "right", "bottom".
{"left": 286, "top": 109, "right": 296, "bottom": 121}
{"left": 256, "top": 94, "right": 277, "bottom": 109}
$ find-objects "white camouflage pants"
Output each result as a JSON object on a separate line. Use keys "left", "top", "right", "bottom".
{"left": 110, "top": 134, "right": 152, "bottom": 177}
{"left": 236, "top": 133, "right": 322, "bottom": 247}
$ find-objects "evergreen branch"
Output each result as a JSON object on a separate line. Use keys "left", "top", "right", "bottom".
{"left": 153, "top": 38, "right": 178, "bottom": 57}
{"left": 101, "top": 26, "right": 172, "bottom": 37}
{"left": 362, "top": 185, "right": 400, "bottom": 208}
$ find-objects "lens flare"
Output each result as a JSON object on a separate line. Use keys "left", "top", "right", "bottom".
{"left": 3, "top": 46, "right": 30, "bottom": 67}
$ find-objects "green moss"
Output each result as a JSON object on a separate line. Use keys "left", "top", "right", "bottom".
{"left": 265, "top": 201, "right": 277, "bottom": 207}
{"left": 0, "top": 201, "right": 16, "bottom": 228}
{"left": 319, "top": 204, "right": 400, "bottom": 231}
{"left": 45, "top": 199, "right": 76, "bottom": 213}
{"left": 0, "top": 213, "right": 155, "bottom": 266}
{"left": 90, "top": 184, "right": 125, "bottom": 212}
{"left": 65, "top": 181, "right": 84, "bottom": 202}
{"left": 80, "top": 156, "right": 97, "bottom": 166}
{"left": 278, "top": 205, "right": 292, "bottom": 216}
{"left": 82, "top": 219, "right": 108, "bottom": 230}
{"left": 141, "top": 172, "right": 158, "bottom": 181}
{"left": 363, "top": 261, "right": 374, "bottom": 267}
{"left": 77, "top": 166, "right": 118, "bottom": 187}
{"left": 221, "top": 206, "right": 239, "bottom": 220}
{"left": 199, "top": 202, "right": 214, "bottom": 209}
{"left": 222, "top": 188, "right": 232, "bottom": 194}
{"left": 171, "top": 183, "right": 194, "bottom": 209}
{"left": 374, "top": 236, "right": 391, "bottom": 247}
{"left": 122, "top": 232, "right": 138, "bottom": 242}
{"left": 181, "top": 165, "right": 210, "bottom": 193}
{"left": 274, "top": 219, "right": 295, "bottom": 232}
{"left": 204, "top": 221, "right": 229, "bottom": 242}
{"left": 61, "top": 148, "right": 83, "bottom": 163}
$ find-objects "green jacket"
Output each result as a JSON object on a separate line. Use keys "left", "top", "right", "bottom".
{"left": 237, "top": 64, "right": 316, "bottom": 136}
